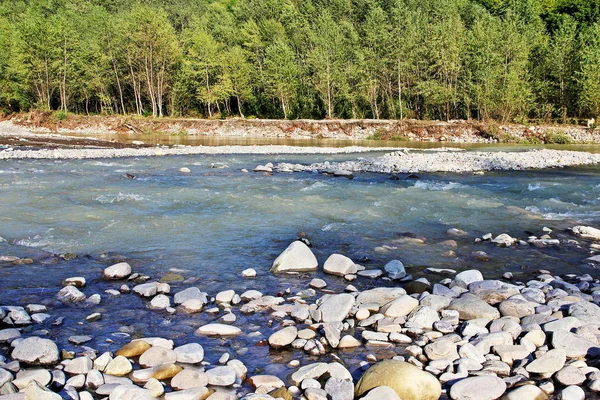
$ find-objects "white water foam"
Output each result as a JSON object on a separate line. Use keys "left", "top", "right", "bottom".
{"left": 413, "top": 181, "right": 465, "bottom": 191}
{"left": 95, "top": 192, "right": 147, "bottom": 204}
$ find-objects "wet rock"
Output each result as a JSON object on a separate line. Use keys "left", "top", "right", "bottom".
{"left": 242, "top": 268, "right": 256, "bottom": 278}
{"left": 354, "top": 360, "right": 441, "bottom": 400}
{"left": 291, "top": 363, "right": 329, "bottom": 386}
{"left": 454, "top": 270, "right": 484, "bottom": 287}
{"left": 492, "top": 234, "right": 516, "bottom": 247}
{"left": 132, "top": 283, "right": 158, "bottom": 297}
{"left": 196, "top": 323, "right": 242, "bottom": 337}
{"left": 270, "top": 241, "right": 318, "bottom": 273}
{"left": 309, "top": 279, "right": 327, "bottom": 289}
{"left": 449, "top": 376, "right": 506, "bottom": 400}
{"left": 323, "top": 254, "right": 357, "bottom": 276}
{"left": 0, "top": 328, "right": 21, "bottom": 343}
{"left": 248, "top": 375, "right": 285, "bottom": 390}
{"left": 56, "top": 286, "right": 86, "bottom": 302}
{"left": 103, "top": 262, "right": 132, "bottom": 280}
{"left": 383, "top": 260, "right": 407, "bottom": 280}
{"left": 174, "top": 343, "right": 204, "bottom": 364}
{"left": 268, "top": 326, "right": 298, "bottom": 349}
{"left": 572, "top": 226, "right": 600, "bottom": 240}
{"left": 338, "top": 335, "right": 361, "bottom": 348}
{"left": 11, "top": 337, "right": 59, "bottom": 366}
{"left": 63, "top": 277, "right": 86, "bottom": 287}
{"left": 174, "top": 287, "right": 208, "bottom": 305}
{"left": 149, "top": 294, "right": 170, "bottom": 310}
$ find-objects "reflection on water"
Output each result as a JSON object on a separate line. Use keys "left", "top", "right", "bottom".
{"left": 63, "top": 131, "right": 600, "bottom": 153}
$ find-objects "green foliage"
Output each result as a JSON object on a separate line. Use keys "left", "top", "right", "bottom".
{"left": 0, "top": 0, "right": 598, "bottom": 120}
{"left": 544, "top": 129, "right": 572, "bottom": 143}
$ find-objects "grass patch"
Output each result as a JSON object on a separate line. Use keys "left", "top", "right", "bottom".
{"left": 367, "top": 128, "right": 409, "bottom": 141}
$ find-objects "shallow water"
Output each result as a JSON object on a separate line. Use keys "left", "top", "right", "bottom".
{"left": 1, "top": 150, "right": 600, "bottom": 393}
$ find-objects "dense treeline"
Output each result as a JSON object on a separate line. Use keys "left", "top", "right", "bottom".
{"left": 1, "top": 0, "right": 600, "bottom": 122}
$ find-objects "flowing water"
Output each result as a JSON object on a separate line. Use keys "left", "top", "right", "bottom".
{"left": 1, "top": 147, "right": 600, "bottom": 391}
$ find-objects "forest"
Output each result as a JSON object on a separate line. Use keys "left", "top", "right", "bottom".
{"left": 0, "top": 0, "right": 600, "bottom": 122}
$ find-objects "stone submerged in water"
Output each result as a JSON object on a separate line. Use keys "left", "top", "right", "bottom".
{"left": 270, "top": 241, "right": 318, "bottom": 273}
{"left": 384, "top": 260, "right": 406, "bottom": 280}
{"left": 354, "top": 360, "right": 441, "bottom": 400}
{"left": 196, "top": 323, "right": 242, "bottom": 336}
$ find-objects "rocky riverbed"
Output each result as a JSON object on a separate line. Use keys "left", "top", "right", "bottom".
{"left": 2, "top": 224, "right": 600, "bottom": 399}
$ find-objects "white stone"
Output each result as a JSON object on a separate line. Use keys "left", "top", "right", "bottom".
{"left": 103, "top": 262, "right": 132, "bottom": 280}
{"left": 323, "top": 254, "right": 357, "bottom": 276}
{"left": 270, "top": 241, "right": 318, "bottom": 273}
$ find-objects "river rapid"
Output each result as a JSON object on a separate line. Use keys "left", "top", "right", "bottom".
{"left": 1, "top": 148, "right": 600, "bottom": 394}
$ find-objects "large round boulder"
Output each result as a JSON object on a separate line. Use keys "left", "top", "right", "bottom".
{"left": 355, "top": 360, "right": 441, "bottom": 400}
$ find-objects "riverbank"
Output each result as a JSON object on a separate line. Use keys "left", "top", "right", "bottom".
{"left": 2, "top": 224, "right": 600, "bottom": 399}
{"left": 3, "top": 113, "right": 600, "bottom": 144}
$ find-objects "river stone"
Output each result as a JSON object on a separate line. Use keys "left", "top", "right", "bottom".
{"left": 447, "top": 294, "right": 500, "bottom": 320}
{"left": 270, "top": 241, "right": 318, "bottom": 273}
{"left": 216, "top": 290, "right": 235, "bottom": 304}
{"left": 23, "top": 380, "right": 61, "bottom": 400}
{"left": 384, "top": 260, "right": 406, "bottom": 280}
{"left": 116, "top": 341, "right": 151, "bottom": 358}
{"left": 361, "top": 386, "right": 401, "bottom": 400}
{"left": 407, "top": 306, "right": 439, "bottom": 329}
{"left": 139, "top": 346, "right": 177, "bottom": 368}
{"left": 551, "top": 329, "right": 600, "bottom": 358}
{"left": 104, "top": 356, "right": 133, "bottom": 376}
{"left": 318, "top": 293, "right": 355, "bottom": 322}
{"left": 0, "top": 328, "right": 21, "bottom": 343}
{"left": 355, "top": 288, "right": 407, "bottom": 307}
{"left": 569, "top": 301, "right": 600, "bottom": 325}
{"left": 163, "top": 387, "right": 212, "bottom": 399}
{"left": 559, "top": 385, "right": 585, "bottom": 400}
{"left": 380, "top": 295, "right": 419, "bottom": 317}
{"left": 174, "top": 343, "right": 204, "bottom": 364}
{"left": 196, "top": 324, "right": 242, "bottom": 337}
{"left": 572, "top": 225, "right": 600, "bottom": 240}
{"left": 492, "top": 234, "right": 515, "bottom": 247}
{"left": 450, "top": 376, "right": 506, "bottom": 400}
{"left": 108, "top": 384, "right": 155, "bottom": 400}
{"left": 174, "top": 287, "right": 207, "bottom": 305}
{"left": 56, "top": 286, "right": 86, "bottom": 302}
{"left": 454, "top": 270, "right": 484, "bottom": 287}
{"left": 555, "top": 365, "right": 585, "bottom": 386}
{"left": 206, "top": 366, "right": 236, "bottom": 386}
{"left": 338, "top": 335, "right": 361, "bottom": 348}
{"left": 309, "top": 279, "right": 327, "bottom": 289}
{"left": 324, "top": 378, "right": 353, "bottom": 400}
{"left": 11, "top": 337, "right": 59, "bottom": 365}
{"left": 323, "top": 254, "right": 357, "bottom": 276}
{"left": 501, "top": 384, "right": 547, "bottom": 400}
{"left": 103, "top": 262, "right": 132, "bottom": 280}
{"left": 171, "top": 369, "right": 209, "bottom": 390}
{"left": 499, "top": 299, "right": 535, "bottom": 318}
{"left": 149, "top": 294, "right": 170, "bottom": 310}
{"left": 291, "top": 363, "right": 329, "bottom": 386}
{"left": 248, "top": 375, "right": 285, "bottom": 390}
{"left": 64, "top": 356, "right": 93, "bottom": 375}
{"left": 13, "top": 369, "right": 52, "bottom": 389}
{"left": 424, "top": 339, "right": 459, "bottom": 361}
{"left": 133, "top": 283, "right": 158, "bottom": 297}
{"left": 526, "top": 349, "right": 566, "bottom": 374}
{"left": 355, "top": 360, "right": 441, "bottom": 400}
{"left": 151, "top": 363, "right": 183, "bottom": 380}
{"left": 268, "top": 326, "right": 298, "bottom": 349}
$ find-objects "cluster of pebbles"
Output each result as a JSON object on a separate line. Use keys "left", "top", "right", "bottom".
{"left": 2, "top": 225, "right": 600, "bottom": 399}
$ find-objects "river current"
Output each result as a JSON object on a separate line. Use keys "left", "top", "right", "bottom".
{"left": 1, "top": 148, "right": 600, "bottom": 387}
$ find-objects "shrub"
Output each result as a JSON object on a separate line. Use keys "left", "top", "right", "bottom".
{"left": 544, "top": 130, "right": 572, "bottom": 144}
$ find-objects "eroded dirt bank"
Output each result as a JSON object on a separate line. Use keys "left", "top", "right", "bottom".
{"left": 4, "top": 113, "right": 600, "bottom": 143}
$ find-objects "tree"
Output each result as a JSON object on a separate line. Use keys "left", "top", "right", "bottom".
{"left": 547, "top": 15, "right": 578, "bottom": 121}
{"left": 579, "top": 22, "right": 600, "bottom": 117}
{"left": 264, "top": 40, "right": 299, "bottom": 118}
{"left": 120, "top": 4, "right": 180, "bottom": 117}
{"left": 221, "top": 46, "right": 254, "bottom": 117}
